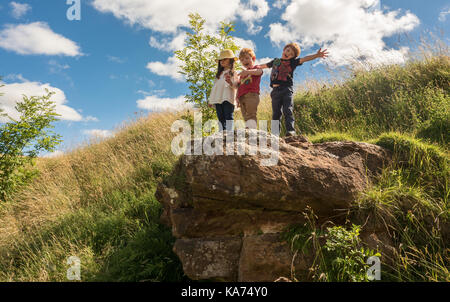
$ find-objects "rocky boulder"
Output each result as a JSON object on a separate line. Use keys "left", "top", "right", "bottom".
{"left": 156, "top": 130, "right": 391, "bottom": 281}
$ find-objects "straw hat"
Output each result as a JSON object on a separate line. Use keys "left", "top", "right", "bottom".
{"left": 217, "top": 49, "right": 237, "bottom": 61}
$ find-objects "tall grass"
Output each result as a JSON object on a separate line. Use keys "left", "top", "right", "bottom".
{"left": 352, "top": 133, "right": 449, "bottom": 281}
{"left": 0, "top": 112, "right": 186, "bottom": 281}
{"left": 293, "top": 54, "right": 449, "bottom": 145}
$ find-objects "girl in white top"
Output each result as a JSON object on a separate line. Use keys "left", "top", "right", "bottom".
{"left": 208, "top": 49, "right": 239, "bottom": 131}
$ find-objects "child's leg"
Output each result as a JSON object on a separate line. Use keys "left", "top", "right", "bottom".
{"left": 215, "top": 103, "right": 226, "bottom": 131}
{"left": 271, "top": 88, "right": 283, "bottom": 125}
{"left": 222, "top": 101, "right": 235, "bottom": 131}
{"left": 244, "top": 93, "right": 259, "bottom": 129}
{"left": 240, "top": 94, "right": 258, "bottom": 129}
{"left": 281, "top": 87, "right": 296, "bottom": 133}
{"left": 240, "top": 97, "right": 249, "bottom": 123}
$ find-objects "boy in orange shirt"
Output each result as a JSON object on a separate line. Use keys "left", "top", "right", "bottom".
{"left": 227, "top": 48, "right": 263, "bottom": 129}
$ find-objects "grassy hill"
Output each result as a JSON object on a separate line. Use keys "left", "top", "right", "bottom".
{"left": 0, "top": 53, "right": 448, "bottom": 282}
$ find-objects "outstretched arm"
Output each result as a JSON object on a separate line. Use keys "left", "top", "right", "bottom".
{"left": 299, "top": 48, "right": 329, "bottom": 64}
{"left": 256, "top": 63, "right": 270, "bottom": 69}
{"left": 239, "top": 69, "right": 263, "bottom": 78}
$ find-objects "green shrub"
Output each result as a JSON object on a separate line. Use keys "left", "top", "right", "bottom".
{"left": 322, "top": 225, "right": 381, "bottom": 282}
{"left": 283, "top": 212, "right": 380, "bottom": 282}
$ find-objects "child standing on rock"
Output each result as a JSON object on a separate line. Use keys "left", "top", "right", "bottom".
{"left": 208, "top": 49, "right": 239, "bottom": 132}
{"left": 258, "top": 43, "right": 328, "bottom": 136}
{"left": 236, "top": 48, "right": 263, "bottom": 129}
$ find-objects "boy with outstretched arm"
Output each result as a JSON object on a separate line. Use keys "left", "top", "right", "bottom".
{"left": 257, "top": 43, "right": 328, "bottom": 136}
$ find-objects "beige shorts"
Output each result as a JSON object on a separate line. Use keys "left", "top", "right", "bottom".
{"left": 239, "top": 92, "right": 260, "bottom": 128}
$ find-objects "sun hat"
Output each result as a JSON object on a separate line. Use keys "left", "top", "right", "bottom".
{"left": 217, "top": 49, "right": 238, "bottom": 61}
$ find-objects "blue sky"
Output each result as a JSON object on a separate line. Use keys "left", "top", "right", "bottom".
{"left": 0, "top": 0, "right": 448, "bottom": 156}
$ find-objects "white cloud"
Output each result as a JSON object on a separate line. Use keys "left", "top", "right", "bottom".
{"left": 10, "top": 2, "right": 31, "bottom": 19}
{"left": 267, "top": 0, "right": 420, "bottom": 67}
{"left": 83, "top": 129, "right": 114, "bottom": 139}
{"left": 234, "top": 37, "right": 257, "bottom": 51}
{"left": 0, "top": 22, "right": 82, "bottom": 56}
{"left": 146, "top": 55, "right": 184, "bottom": 81}
{"left": 137, "top": 89, "right": 167, "bottom": 97}
{"left": 439, "top": 8, "right": 450, "bottom": 22}
{"left": 91, "top": 0, "right": 268, "bottom": 34}
{"left": 266, "top": 22, "right": 296, "bottom": 45}
{"left": 149, "top": 32, "right": 187, "bottom": 52}
{"left": 0, "top": 80, "right": 83, "bottom": 123}
{"left": 273, "top": 0, "right": 289, "bottom": 9}
{"left": 83, "top": 116, "right": 99, "bottom": 122}
{"left": 136, "top": 95, "right": 193, "bottom": 112}
{"left": 137, "top": 90, "right": 150, "bottom": 96}
{"left": 237, "top": 0, "right": 269, "bottom": 34}
{"left": 42, "top": 150, "right": 64, "bottom": 158}
{"left": 3, "top": 73, "right": 28, "bottom": 82}
{"left": 91, "top": 0, "right": 237, "bottom": 33}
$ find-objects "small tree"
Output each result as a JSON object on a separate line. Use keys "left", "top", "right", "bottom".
{"left": 0, "top": 81, "right": 4, "bottom": 116}
{"left": 175, "top": 13, "right": 241, "bottom": 123}
{"left": 0, "top": 89, "right": 62, "bottom": 201}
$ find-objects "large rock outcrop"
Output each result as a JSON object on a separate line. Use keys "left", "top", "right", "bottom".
{"left": 156, "top": 130, "right": 391, "bottom": 281}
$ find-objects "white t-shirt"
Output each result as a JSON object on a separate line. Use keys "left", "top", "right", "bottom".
{"left": 208, "top": 70, "right": 238, "bottom": 105}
